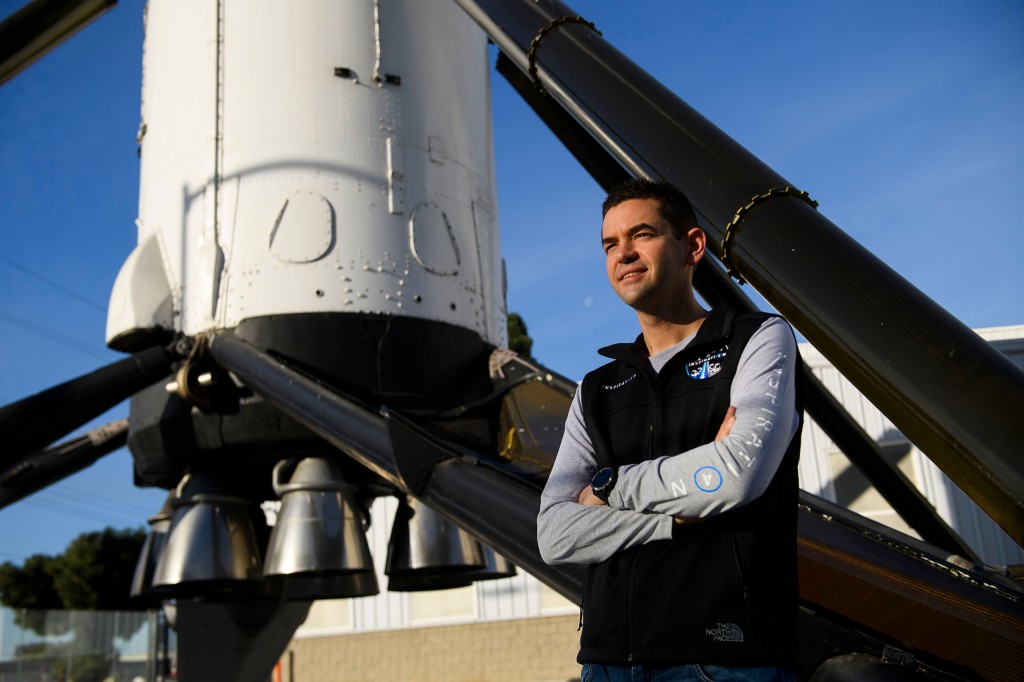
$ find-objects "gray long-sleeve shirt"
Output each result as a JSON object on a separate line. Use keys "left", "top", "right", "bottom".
{"left": 537, "top": 316, "right": 800, "bottom": 565}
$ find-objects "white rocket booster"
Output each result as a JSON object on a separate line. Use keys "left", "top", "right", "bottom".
{"left": 107, "top": 0, "right": 506, "bottom": 368}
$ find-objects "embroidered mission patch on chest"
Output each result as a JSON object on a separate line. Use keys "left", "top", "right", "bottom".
{"left": 686, "top": 344, "right": 729, "bottom": 379}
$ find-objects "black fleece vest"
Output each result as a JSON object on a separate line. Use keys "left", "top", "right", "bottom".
{"left": 577, "top": 307, "right": 801, "bottom": 668}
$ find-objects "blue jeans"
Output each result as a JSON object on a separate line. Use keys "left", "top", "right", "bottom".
{"left": 580, "top": 663, "right": 795, "bottom": 682}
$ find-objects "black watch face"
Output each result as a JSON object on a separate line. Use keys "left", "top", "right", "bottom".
{"left": 593, "top": 468, "right": 613, "bottom": 491}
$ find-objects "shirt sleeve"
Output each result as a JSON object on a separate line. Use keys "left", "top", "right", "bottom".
{"left": 607, "top": 317, "right": 800, "bottom": 519}
{"left": 537, "top": 387, "right": 674, "bottom": 565}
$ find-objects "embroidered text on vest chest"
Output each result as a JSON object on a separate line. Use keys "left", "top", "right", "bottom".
{"left": 602, "top": 373, "right": 637, "bottom": 390}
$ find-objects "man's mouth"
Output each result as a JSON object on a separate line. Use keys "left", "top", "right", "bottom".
{"left": 619, "top": 268, "right": 645, "bottom": 282}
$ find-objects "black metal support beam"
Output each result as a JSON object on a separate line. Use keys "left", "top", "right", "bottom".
{"left": 457, "top": 0, "right": 1024, "bottom": 546}
{"left": 496, "top": 52, "right": 629, "bottom": 191}
{"left": 206, "top": 332, "right": 585, "bottom": 600}
{"left": 0, "top": 0, "right": 116, "bottom": 86}
{"left": 0, "top": 418, "right": 127, "bottom": 508}
{"left": 497, "top": 51, "right": 976, "bottom": 560}
{"left": 0, "top": 345, "right": 175, "bottom": 463}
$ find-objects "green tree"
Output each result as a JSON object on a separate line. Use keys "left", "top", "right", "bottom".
{"left": 0, "top": 528, "right": 148, "bottom": 681}
{"left": 0, "top": 553, "right": 65, "bottom": 633}
{"left": 507, "top": 312, "right": 534, "bottom": 358}
{"left": 50, "top": 527, "right": 146, "bottom": 611}
{"left": 0, "top": 527, "right": 146, "bottom": 633}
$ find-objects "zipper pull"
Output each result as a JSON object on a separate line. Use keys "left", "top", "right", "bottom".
{"left": 646, "top": 423, "right": 655, "bottom": 459}
{"left": 578, "top": 599, "right": 584, "bottom": 631}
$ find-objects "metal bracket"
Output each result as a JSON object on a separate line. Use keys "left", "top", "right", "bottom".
{"left": 720, "top": 186, "right": 818, "bottom": 284}
{"left": 168, "top": 334, "right": 239, "bottom": 413}
{"left": 383, "top": 408, "right": 456, "bottom": 497}
{"left": 527, "top": 16, "right": 601, "bottom": 97}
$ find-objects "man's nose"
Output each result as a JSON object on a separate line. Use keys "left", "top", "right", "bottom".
{"left": 617, "top": 242, "right": 638, "bottom": 262}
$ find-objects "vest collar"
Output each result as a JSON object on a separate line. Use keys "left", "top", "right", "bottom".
{"left": 597, "top": 305, "right": 736, "bottom": 363}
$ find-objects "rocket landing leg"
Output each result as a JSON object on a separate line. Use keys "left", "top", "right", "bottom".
{"left": 174, "top": 598, "right": 311, "bottom": 682}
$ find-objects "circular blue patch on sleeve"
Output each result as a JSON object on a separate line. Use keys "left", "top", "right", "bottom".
{"left": 694, "top": 466, "right": 723, "bottom": 492}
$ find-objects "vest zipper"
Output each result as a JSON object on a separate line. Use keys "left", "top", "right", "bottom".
{"left": 647, "top": 366, "right": 663, "bottom": 462}
{"left": 731, "top": 534, "right": 752, "bottom": 623}
{"left": 630, "top": 386, "right": 665, "bottom": 660}
{"left": 626, "top": 551, "right": 638, "bottom": 662}
{"left": 579, "top": 568, "right": 589, "bottom": 631}
{"left": 629, "top": 413, "right": 656, "bottom": 661}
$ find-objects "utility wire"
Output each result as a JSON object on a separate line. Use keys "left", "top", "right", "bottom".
{"left": 21, "top": 494, "right": 144, "bottom": 527}
{"left": 0, "top": 309, "right": 112, "bottom": 362}
{"left": 0, "top": 254, "right": 106, "bottom": 312}
{"left": 0, "top": 548, "right": 29, "bottom": 561}
{"left": 20, "top": 498, "right": 136, "bottom": 527}
{"left": 55, "top": 484, "right": 156, "bottom": 520}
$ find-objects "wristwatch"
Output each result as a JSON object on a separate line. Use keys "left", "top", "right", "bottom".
{"left": 591, "top": 467, "right": 617, "bottom": 503}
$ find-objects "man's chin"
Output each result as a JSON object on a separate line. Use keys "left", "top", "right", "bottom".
{"left": 616, "top": 289, "right": 649, "bottom": 309}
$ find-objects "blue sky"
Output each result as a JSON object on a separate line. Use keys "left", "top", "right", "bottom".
{"left": 1, "top": 0, "right": 1022, "bottom": 564}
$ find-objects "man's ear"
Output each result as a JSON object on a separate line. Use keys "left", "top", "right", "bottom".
{"left": 686, "top": 227, "right": 706, "bottom": 266}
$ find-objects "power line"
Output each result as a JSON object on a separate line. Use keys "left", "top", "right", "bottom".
{"left": 0, "top": 309, "right": 113, "bottom": 362}
{"left": 54, "top": 484, "right": 157, "bottom": 520}
{"left": 34, "top": 484, "right": 147, "bottom": 521}
{"left": 21, "top": 494, "right": 144, "bottom": 528}
{"left": 0, "top": 548, "right": 29, "bottom": 561}
{"left": 0, "top": 254, "right": 107, "bottom": 312}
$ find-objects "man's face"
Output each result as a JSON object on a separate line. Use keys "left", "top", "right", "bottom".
{"left": 601, "top": 198, "right": 700, "bottom": 313}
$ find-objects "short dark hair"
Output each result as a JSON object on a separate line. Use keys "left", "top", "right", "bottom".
{"left": 602, "top": 178, "right": 698, "bottom": 238}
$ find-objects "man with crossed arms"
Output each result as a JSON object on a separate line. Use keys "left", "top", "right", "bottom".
{"left": 538, "top": 178, "right": 802, "bottom": 682}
